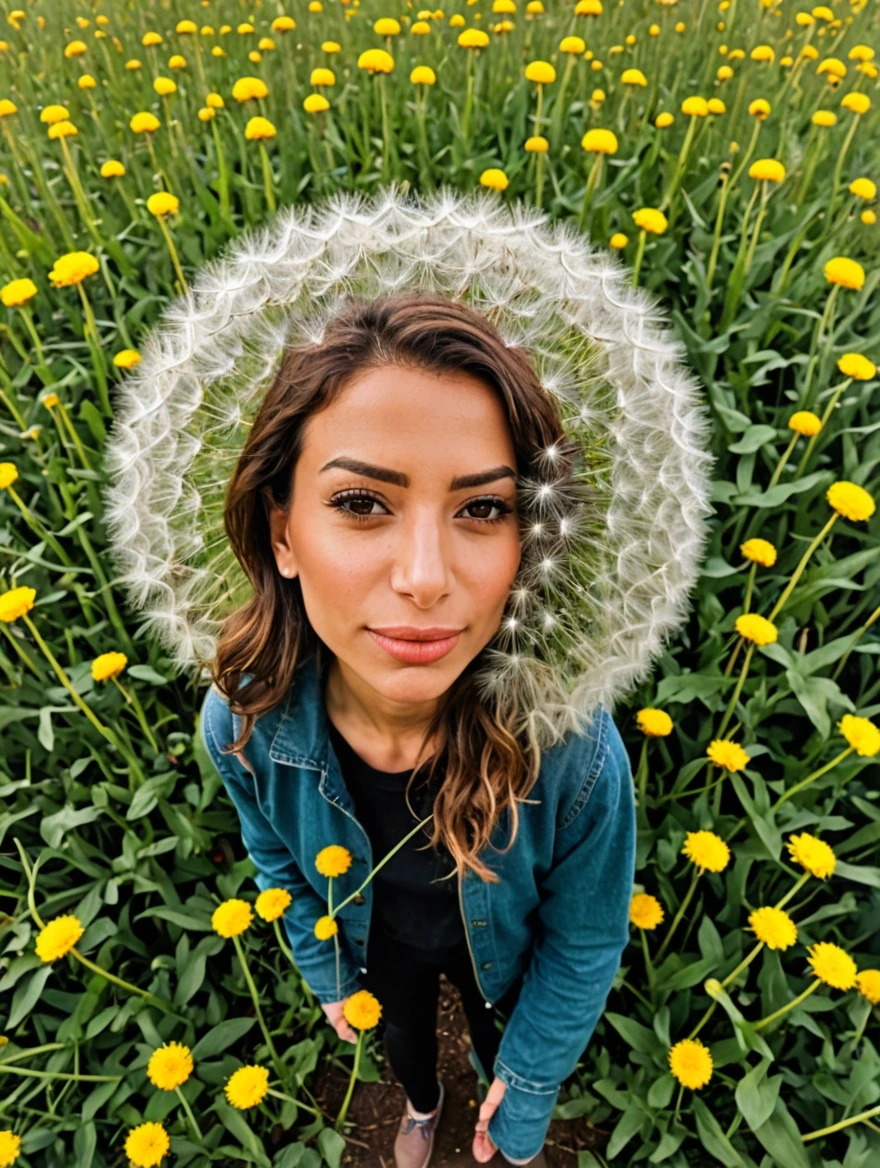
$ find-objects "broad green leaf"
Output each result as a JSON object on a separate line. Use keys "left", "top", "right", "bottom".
{"left": 604, "top": 1012, "right": 664, "bottom": 1055}
{"left": 735, "top": 1059, "right": 780, "bottom": 1131}
{"left": 692, "top": 1095, "right": 746, "bottom": 1166}
{"left": 751, "top": 1095, "right": 810, "bottom": 1168}
{"left": 191, "top": 1017, "right": 257, "bottom": 1059}
{"left": 317, "top": 1127, "right": 346, "bottom": 1168}
{"left": 606, "top": 1102, "right": 647, "bottom": 1160}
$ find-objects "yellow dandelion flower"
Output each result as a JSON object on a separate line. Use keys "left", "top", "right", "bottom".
{"left": 212, "top": 898, "right": 253, "bottom": 938}
{"left": 789, "top": 410, "right": 822, "bottom": 436}
{"left": 147, "top": 1042, "right": 194, "bottom": 1091}
{"left": 314, "top": 914, "right": 338, "bottom": 940}
{"left": 682, "top": 830, "right": 730, "bottom": 873}
{"left": 48, "top": 251, "right": 100, "bottom": 287}
{"left": 632, "top": 207, "right": 668, "bottom": 234}
{"left": 808, "top": 941, "right": 857, "bottom": 990}
{"left": 0, "top": 1131, "right": 22, "bottom": 1168}
{"left": 861, "top": 210, "right": 876, "bottom": 225}
{"left": 706, "top": 739, "right": 750, "bottom": 771}
{"left": 206, "top": 92, "right": 225, "bottom": 108}
{"left": 124, "top": 1121, "right": 170, "bottom": 1168}
{"left": 411, "top": 65, "right": 436, "bottom": 85}
{"left": 610, "top": 232, "right": 629, "bottom": 248}
{"left": 0, "top": 585, "right": 36, "bottom": 623}
{"left": 681, "top": 95, "right": 709, "bottom": 117}
{"left": 838, "top": 714, "right": 880, "bottom": 757}
{"left": 1, "top": 277, "right": 37, "bottom": 307}
{"left": 310, "top": 67, "right": 335, "bottom": 86}
{"left": 100, "top": 159, "right": 126, "bottom": 178}
{"left": 41, "top": 393, "right": 59, "bottom": 410}
{"left": 343, "top": 989, "right": 382, "bottom": 1030}
{"left": 48, "top": 121, "right": 78, "bottom": 140}
{"left": 655, "top": 112, "right": 674, "bottom": 128}
{"left": 0, "top": 463, "right": 18, "bottom": 490}
{"left": 668, "top": 1038, "right": 713, "bottom": 1089}
{"left": 708, "top": 98, "right": 726, "bottom": 115}
{"left": 358, "top": 48, "right": 395, "bottom": 73}
{"left": 749, "top": 158, "right": 785, "bottom": 183}
{"left": 636, "top": 708, "right": 673, "bottom": 737}
{"left": 741, "top": 538, "right": 777, "bottom": 567}
{"left": 153, "top": 77, "right": 177, "bottom": 97}
{"left": 748, "top": 906, "right": 798, "bottom": 950}
{"left": 255, "top": 887, "right": 292, "bottom": 921}
{"left": 225, "top": 1064, "right": 270, "bottom": 1108}
{"left": 91, "top": 651, "right": 127, "bottom": 682}
{"left": 130, "top": 111, "right": 161, "bottom": 134}
{"left": 245, "top": 115, "right": 276, "bottom": 139}
{"left": 582, "top": 128, "right": 618, "bottom": 154}
{"left": 231, "top": 76, "right": 269, "bottom": 101}
{"left": 849, "top": 177, "right": 877, "bottom": 201}
{"left": 39, "top": 104, "right": 70, "bottom": 125}
{"left": 525, "top": 60, "right": 556, "bottom": 84}
{"left": 826, "top": 481, "right": 875, "bottom": 522}
{"left": 630, "top": 892, "right": 664, "bottom": 929}
{"left": 855, "top": 969, "right": 880, "bottom": 1004}
{"left": 735, "top": 612, "right": 778, "bottom": 646}
{"left": 837, "top": 353, "right": 876, "bottom": 380}
{"left": 315, "top": 845, "right": 353, "bottom": 877}
{"left": 35, "top": 914, "right": 85, "bottom": 962}
{"left": 812, "top": 109, "right": 836, "bottom": 127}
{"left": 113, "top": 348, "right": 141, "bottom": 368}
{"left": 824, "top": 256, "right": 865, "bottom": 289}
{"left": 621, "top": 68, "right": 648, "bottom": 86}
{"left": 146, "top": 191, "right": 179, "bottom": 217}
{"left": 480, "top": 168, "right": 509, "bottom": 191}
{"left": 786, "top": 832, "right": 836, "bottom": 879}
{"left": 841, "top": 90, "right": 869, "bottom": 113}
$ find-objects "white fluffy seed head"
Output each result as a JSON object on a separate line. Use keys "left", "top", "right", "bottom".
{"left": 102, "top": 183, "right": 715, "bottom": 750}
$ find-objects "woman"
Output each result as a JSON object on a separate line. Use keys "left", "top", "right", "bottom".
{"left": 200, "top": 291, "right": 636, "bottom": 1167}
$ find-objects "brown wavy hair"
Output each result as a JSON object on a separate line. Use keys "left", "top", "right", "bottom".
{"left": 210, "top": 290, "right": 583, "bottom": 882}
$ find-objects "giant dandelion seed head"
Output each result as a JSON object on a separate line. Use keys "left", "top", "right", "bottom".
{"left": 102, "top": 185, "right": 714, "bottom": 750}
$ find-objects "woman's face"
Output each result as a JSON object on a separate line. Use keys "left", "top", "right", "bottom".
{"left": 266, "top": 363, "right": 522, "bottom": 713}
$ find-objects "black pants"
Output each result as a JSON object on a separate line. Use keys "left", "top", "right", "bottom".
{"left": 360, "top": 924, "right": 523, "bottom": 1113}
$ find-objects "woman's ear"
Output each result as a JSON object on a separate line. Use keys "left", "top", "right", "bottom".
{"left": 262, "top": 487, "right": 298, "bottom": 579}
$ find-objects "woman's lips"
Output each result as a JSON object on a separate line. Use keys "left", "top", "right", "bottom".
{"left": 367, "top": 629, "right": 462, "bottom": 664}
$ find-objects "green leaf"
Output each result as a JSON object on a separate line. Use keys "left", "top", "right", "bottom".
{"left": 752, "top": 1095, "right": 810, "bottom": 1168}
{"left": 692, "top": 1096, "right": 745, "bottom": 1167}
{"left": 191, "top": 1017, "right": 257, "bottom": 1059}
{"left": 604, "top": 1012, "right": 664, "bottom": 1055}
{"left": 735, "top": 1059, "right": 780, "bottom": 1131}
{"left": 647, "top": 1074, "right": 676, "bottom": 1110}
{"left": 215, "top": 1097, "right": 272, "bottom": 1168}
{"left": 728, "top": 425, "right": 777, "bottom": 454}
{"left": 317, "top": 1127, "right": 346, "bottom": 1168}
{"left": 606, "top": 1102, "right": 646, "bottom": 1160}
{"left": 835, "top": 860, "right": 880, "bottom": 889}
{"left": 7, "top": 965, "right": 53, "bottom": 1029}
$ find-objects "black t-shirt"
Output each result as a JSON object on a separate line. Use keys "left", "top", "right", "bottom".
{"left": 327, "top": 719, "right": 467, "bottom": 952}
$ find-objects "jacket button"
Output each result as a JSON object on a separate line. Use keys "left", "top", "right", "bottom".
{"left": 471, "top": 919, "right": 487, "bottom": 927}
{"left": 354, "top": 894, "right": 366, "bottom": 905}
{"left": 481, "top": 961, "right": 493, "bottom": 970}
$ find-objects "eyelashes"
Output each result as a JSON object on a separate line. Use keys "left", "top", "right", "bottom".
{"left": 327, "top": 489, "right": 515, "bottom": 526}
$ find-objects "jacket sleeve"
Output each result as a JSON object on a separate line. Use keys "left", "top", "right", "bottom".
{"left": 199, "top": 685, "right": 363, "bottom": 1005}
{"left": 487, "top": 707, "right": 637, "bottom": 1162}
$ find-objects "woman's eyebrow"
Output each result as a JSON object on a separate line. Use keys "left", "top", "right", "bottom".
{"left": 319, "top": 457, "right": 516, "bottom": 491}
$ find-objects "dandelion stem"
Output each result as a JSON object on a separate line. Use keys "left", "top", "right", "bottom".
{"left": 232, "top": 933, "right": 286, "bottom": 1085}
{"left": 655, "top": 868, "right": 700, "bottom": 963}
{"left": 753, "top": 976, "right": 821, "bottom": 1031}
{"left": 770, "top": 745, "right": 854, "bottom": 813}
{"left": 631, "top": 229, "right": 647, "bottom": 288}
{"left": 335, "top": 1029, "right": 363, "bottom": 1130}
{"left": 175, "top": 1085, "right": 204, "bottom": 1143}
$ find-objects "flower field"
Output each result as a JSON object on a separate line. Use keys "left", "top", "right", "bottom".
{"left": 1, "top": 1, "right": 879, "bottom": 1167}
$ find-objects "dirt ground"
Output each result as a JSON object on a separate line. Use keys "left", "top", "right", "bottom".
{"left": 311, "top": 973, "right": 611, "bottom": 1167}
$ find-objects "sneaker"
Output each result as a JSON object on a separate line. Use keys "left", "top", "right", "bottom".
{"left": 393, "top": 1079, "right": 445, "bottom": 1168}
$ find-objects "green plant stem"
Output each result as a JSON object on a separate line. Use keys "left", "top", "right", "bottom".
{"left": 753, "top": 976, "right": 821, "bottom": 1031}
{"left": 655, "top": 868, "right": 700, "bottom": 963}
{"left": 334, "top": 1029, "right": 363, "bottom": 1129}
{"left": 232, "top": 933, "right": 286, "bottom": 1085}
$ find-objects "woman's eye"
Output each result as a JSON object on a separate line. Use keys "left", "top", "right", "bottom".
{"left": 328, "top": 492, "right": 513, "bottom": 525}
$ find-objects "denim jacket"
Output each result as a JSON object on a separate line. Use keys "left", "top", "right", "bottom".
{"left": 199, "top": 652, "right": 636, "bottom": 1161}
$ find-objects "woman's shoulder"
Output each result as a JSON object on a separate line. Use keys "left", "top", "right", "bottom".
{"left": 541, "top": 704, "right": 631, "bottom": 829}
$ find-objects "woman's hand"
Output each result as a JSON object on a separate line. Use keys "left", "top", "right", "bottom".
{"left": 472, "top": 1076, "right": 506, "bottom": 1162}
{"left": 320, "top": 997, "right": 358, "bottom": 1044}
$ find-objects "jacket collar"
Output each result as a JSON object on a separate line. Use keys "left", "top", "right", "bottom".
{"left": 267, "top": 646, "right": 334, "bottom": 769}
